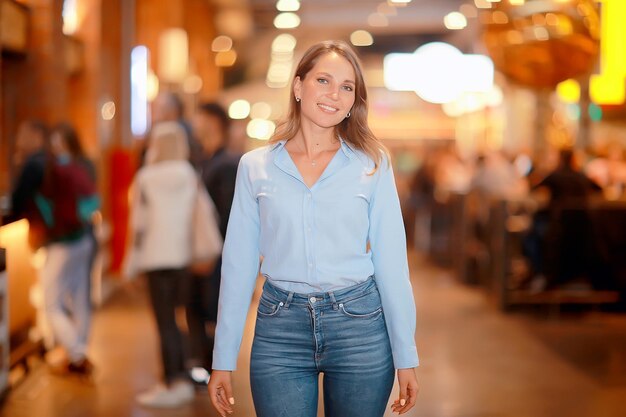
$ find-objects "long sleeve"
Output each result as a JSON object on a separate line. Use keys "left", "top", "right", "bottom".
{"left": 212, "top": 157, "right": 261, "bottom": 370}
{"left": 368, "top": 158, "right": 419, "bottom": 369}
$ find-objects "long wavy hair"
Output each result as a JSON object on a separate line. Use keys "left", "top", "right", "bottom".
{"left": 270, "top": 40, "right": 389, "bottom": 171}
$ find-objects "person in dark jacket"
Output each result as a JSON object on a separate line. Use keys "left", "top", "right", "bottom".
{"left": 186, "top": 102, "right": 241, "bottom": 384}
{"left": 523, "top": 148, "right": 602, "bottom": 290}
{"left": 9, "top": 120, "right": 49, "bottom": 248}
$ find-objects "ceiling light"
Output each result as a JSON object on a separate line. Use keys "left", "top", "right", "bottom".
{"left": 350, "top": 30, "right": 374, "bottom": 47}
{"left": 212, "top": 35, "right": 233, "bottom": 52}
{"left": 274, "top": 12, "right": 300, "bottom": 29}
{"left": 276, "top": 0, "right": 300, "bottom": 12}
{"left": 272, "top": 33, "right": 297, "bottom": 52}
{"left": 215, "top": 50, "right": 237, "bottom": 67}
{"left": 444, "top": 12, "right": 467, "bottom": 30}
{"left": 229, "top": 100, "right": 251, "bottom": 119}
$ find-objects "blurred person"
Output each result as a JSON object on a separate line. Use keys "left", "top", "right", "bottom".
{"left": 50, "top": 123, "right": 99, "bottom": 279}
{"left": 148, "top": 91, "right": 203, "bottom": 169}
{"left": 585, "top": 143, "right": 626, "bottom": 200}
{"left": 471, "top": 151, "right": 528, "bottom": 201}
{"left": 522, "top": 148, "right": 602, "bottom": 291}
{"left": 127, "top": 122, "right": 196, "bottom": 408}
{"left": 185, "top": 102, "right": 241, "bottom": 386}
{"left": 36, "top": 122, "right": 99, "bottom": 376}
{"left": 8, "top": 120, "right": 49, "bottom": 246}
{"left": 434, "top": 143, "right": 471, "bottom": 196}
{"left": 208, "top": 40, "right": 419, "bottom": 417}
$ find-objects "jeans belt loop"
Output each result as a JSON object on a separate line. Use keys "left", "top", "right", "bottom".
{"left": 328, "top": 291, "right": 338, "bottom": 310}
{"left": 284, "top": 292, "right": 294, "bottom": 308}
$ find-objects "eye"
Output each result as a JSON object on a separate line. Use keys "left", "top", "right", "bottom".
{"left": 317, "top": 78, "right": 328, "bottom": 84}
{"left": 342, "top": 85, "right": 354, "bottom": 92}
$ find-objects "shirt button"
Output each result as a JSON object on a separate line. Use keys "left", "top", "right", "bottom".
{"left": 310, "top": 297, "right": 316, "bottom": 303}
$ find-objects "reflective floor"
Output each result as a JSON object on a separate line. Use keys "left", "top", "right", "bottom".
{"left": 2, "top": 253, "right": 625, "bottom": 417}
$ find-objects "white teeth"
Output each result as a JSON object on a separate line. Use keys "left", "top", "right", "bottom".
{"left": 318, "top": 103, "right": 338, "bottom": 112}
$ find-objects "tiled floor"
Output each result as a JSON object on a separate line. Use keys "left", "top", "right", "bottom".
{"left": 2, "top": 253, "right": 625, "bottom": 417}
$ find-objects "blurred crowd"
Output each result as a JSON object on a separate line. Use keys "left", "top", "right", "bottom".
{"left": 406, "top": 141, "right": 626, "bottom": 294}
{"left": 6, "top": 93, "right": 242, "bottom": 408}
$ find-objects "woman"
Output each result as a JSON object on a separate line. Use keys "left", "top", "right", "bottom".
{"left": 127, "top": 122, "right": 196, "bottom": 407}
{"left": 208, "top": 40, "right": 420, "bottom": 417}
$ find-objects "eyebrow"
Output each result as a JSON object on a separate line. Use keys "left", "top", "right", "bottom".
{"left": 316, "top": 72, "right": 355, "bottom": 85}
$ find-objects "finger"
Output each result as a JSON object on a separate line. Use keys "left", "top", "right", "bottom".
{"left": 222, "top": 379, "right": 236, "bottom": 408}
{"left": 398, "top": 384, "right": 419, "bottom": 414}
{"left": 209, "top": 383, "right": 233, "bottom": 416}
{"left": 209, "top": 387, "right": 228, "bottom": 416}
{"left": 216, "top": 388, "right": 233, "bottom": 412}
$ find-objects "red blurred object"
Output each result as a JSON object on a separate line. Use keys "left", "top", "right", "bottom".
{"left": 109, "top": 148, "right": 136, "bottom": 272}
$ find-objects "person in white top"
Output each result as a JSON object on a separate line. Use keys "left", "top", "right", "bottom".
{"left": 127, "top": 122, "right": 196, "bottom": 408}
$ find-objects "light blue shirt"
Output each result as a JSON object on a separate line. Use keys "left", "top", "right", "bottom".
{"left": 213, "top": 139, "right": 419, "bottom": 370}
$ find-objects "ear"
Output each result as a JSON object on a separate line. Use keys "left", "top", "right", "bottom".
{"left": 293, "top": 76, "right": 302, "bottom": 100}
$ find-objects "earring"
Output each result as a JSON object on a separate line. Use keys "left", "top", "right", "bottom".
{"left": 346, "top": 111, "right": 351, "bottom": 118}
{"left": 296, "top": 97, "right": 301, "bottom": 102}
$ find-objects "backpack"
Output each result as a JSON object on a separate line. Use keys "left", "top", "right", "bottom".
{"left": 34, "top": 158, "right": 100, "bottom": 243}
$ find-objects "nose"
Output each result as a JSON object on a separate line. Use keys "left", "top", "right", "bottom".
{"left": 328, "top": 89, "right": 339, "bottom": 100}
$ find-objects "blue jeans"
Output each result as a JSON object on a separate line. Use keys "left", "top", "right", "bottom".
{"left": 250, "top": 277, "right": 395, "bottom": 417}
{"left": 42, "top": 234, "right": 93, "bottom": 362}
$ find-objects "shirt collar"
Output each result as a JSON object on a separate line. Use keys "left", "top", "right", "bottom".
{"left": 270, "top": 138, "right": 355, "bottom": 159}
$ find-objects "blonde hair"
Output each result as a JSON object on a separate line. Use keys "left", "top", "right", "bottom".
{"left": 270, "top": 40, "right": 389, "bottom": 171}
{"left": 146, "top": 121, "right": 189, "bottom": 164}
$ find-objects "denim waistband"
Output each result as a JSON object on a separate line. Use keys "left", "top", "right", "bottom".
{"left": 262, "top": 276, "right": 378, "bottom": 308}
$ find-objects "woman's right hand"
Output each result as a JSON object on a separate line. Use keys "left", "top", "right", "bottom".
{"left": 208, "top": 370, "right": 235, "bottom": 416}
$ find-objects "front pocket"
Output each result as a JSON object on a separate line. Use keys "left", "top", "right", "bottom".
{"left": 338, "top": 292, "right": 383, "bottom": 318}
{"left": 257, "top": 297, "right": 284, "bottom": 317}
{"left": 339, "top": 304, "right": 382, "bottom": 318}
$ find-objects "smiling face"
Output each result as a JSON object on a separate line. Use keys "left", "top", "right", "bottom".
{"left": 293, "top": 51, "right": 356, "bottom": 130}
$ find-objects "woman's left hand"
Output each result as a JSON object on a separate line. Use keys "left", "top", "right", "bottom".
{"left": 391, "top": 367, "right": 419, "bottom": 415}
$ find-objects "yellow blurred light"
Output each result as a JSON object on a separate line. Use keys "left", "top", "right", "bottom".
{"left": 62, "top": 0, "right": 79, "bottom": 34}
{"left": 277, "top": 0, "right": 300, "bottom": 12}
{"left": 272, "top": 33, "right": 297, "bottom": 52}
{"left": 229, "top": 100, "right": 251, "bottom": 119}
{"left": 460, "top": 4, "right": 478, "bottom": 18}
{"left": 492, "top": 11, "right": 509, "bottom": 24}
{"left": 247, "top": 119, "right": 276, "bottom": 140}
{"left": 212, "top": 35, "right": 233, "bottom": 52}
{"left": 159, "top": 28, "right": 188, "bottom": 83}
{"left": 533, "top": 26, "right": 550, "bottom": 41}
{"left": 350, "top": 30, "right": 374, "bottom": 46}
{"left": 101, "top": 101, "right": 116, "bottom": 120}
{"left": 506, "top": 30, "right": 524, "bottom": 44}
{"left": 267, "top": 62, "right": 292, "bottom": 82}
{"left": 274, "top": 12, "right": 301, "bottom": 29}
{"left": 474, "top": 0, "right": 492, "bottom": 9}
{"left": 368, "top": 13, "right": 388, "bottom": 27}
{"left": 444, "top": 12, "right": 468, "bottom": 30}
{"left": 183, "top": 75, "right": 203, "bottom": 94}
{"left": 215, "top": 50, "right": 237, "bottom": 67}
{"left": 250, "top": 102, "right": 272, "bottom": 120}
{"left": 377, "top": 2, "right": 398, "bottom": 15}
{"left": 590, "top": 0, "right": 626, "bottom": 104}
{"left": 557, "top": 79, "right": 581, "bottom": 103}
{"left": 147, "top": 69, "right": 159, "bottom": 102}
